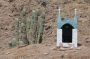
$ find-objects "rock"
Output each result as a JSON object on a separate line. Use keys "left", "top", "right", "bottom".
{"left": 59, "top": 48, "right": 66, "bottom": 51}
{"left": 43, "top": 52, "right": 49, "bottom": 55}
{"left": 51, "top": 47, "right": 57, "bottom": 50}
{"left": 45, "top": 44, "right": 51, "bottom": 46}
{"left": 75, "top": 47, "right": 81, "bottom": 50}
{"left": 6, "top": 52, "right": 10, "bottom": 55}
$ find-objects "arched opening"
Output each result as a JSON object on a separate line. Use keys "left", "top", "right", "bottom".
{"left": 61, "top": 24, "right": 74, "bottom": 43}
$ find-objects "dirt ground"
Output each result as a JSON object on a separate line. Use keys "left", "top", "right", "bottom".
{"left": 0, "top": 44, "right": 90, "bottom": 59}
{"left": 0, "top": 0, "right": 90, "bottom": 59}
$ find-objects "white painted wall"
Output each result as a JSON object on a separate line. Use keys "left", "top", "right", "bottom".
{"left": 72, "top": 29, "right": 77, "bottom": 48}
{"left": 57, "top": 29, "right": 78, "bottom": 48}
{"left": 57, "top": 29, "right": 62, "bottom": 47}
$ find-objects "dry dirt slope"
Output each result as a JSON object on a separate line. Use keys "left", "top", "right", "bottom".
{"left": 0, "top": 44, "right": 90, "bottom": 59}
{"left": 0, "top": 0, "right": 90, "bottom": 59}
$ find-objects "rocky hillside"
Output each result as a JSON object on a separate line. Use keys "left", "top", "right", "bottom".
{"left": 0, "top": 0, "right": 90, "bottom": 59}
{"left": 0, "top": 44, "right": 90, "bottom": 59}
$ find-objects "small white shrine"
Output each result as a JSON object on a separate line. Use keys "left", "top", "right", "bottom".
{"left": 57, "top": 8, "right": 78, "bottom": 48}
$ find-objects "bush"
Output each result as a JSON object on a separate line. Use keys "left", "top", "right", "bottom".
{"left": 10, "top": 7, "right": 45, "bottom": 48}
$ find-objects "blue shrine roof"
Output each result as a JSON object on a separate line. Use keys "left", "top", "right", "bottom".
{"left": 57, "top": 15, "right": 78, "bottom": 29}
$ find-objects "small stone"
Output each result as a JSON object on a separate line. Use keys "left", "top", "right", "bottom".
{"left": 75, "top": 47, "right": 81, "bottom": 50}
{"left": 51, "top": 47, "right": 57, "bottom": 50}
{"left": 6, "top": 52, "right": 10, "bottom": 55}
{"left": 59, "top": 48, "right": 66, "bottom": 51}
{"left": 45, "top": 44, "right": 51, "bottom": 46}
{"left": 43, "top": 52, "right": 49, "bottom": 55}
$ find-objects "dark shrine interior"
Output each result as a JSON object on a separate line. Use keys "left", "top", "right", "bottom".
{"left": 61, "top": 24, "right": 74, "bottom": 43}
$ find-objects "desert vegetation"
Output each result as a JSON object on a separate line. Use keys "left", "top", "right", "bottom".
{"left": 9, "top": 6, "right": 45, "bottom": 47}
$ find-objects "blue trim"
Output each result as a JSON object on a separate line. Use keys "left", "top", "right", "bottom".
{"left": 57, "top": 16, "right": 78, "bottom": 29}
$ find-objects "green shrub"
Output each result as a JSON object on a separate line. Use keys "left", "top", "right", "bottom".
{"left": 10, "top": 8, "right": 45, "bottom": 48}
{"left": 9, "top": 38, "right": 19, "bottom": 48}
